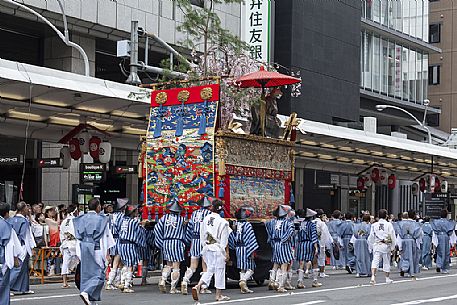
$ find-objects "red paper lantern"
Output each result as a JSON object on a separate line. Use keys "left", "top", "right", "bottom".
{"left": 69, "top": 137, "right": 82, "bottom": 160}
{"left": 89, "top": 136, "right": 101, "bottom": 160}
{"left": 388, "top": 174, "right": 396, "bottom": 190}
{"left": 419, "top": 178, "right": 426, "bottom": 192}
{"left": 434, "top": 177, "right": 441, "bottom": 193}
{"left": 371, "top": 168, "right": 380, "bottom": 183}
{"left": 357, "top": 177, "right": 365, "bottom": 191}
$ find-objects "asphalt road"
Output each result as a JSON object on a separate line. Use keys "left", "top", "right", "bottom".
{"left": 11, "top": 267, "right": 457, "bottom": 305}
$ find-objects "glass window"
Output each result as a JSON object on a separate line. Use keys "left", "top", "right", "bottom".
{"left": 373, "top": 0, "right": 381, "bottom": 23}
{"left": 381, "top": 0, "right": 389, "bottom": 26}
{"left": 362, "top": 0, "right": 366, "bottom": 18}
{"left": 403, "top": 0, "right": 409, "bottom": 35}
{"left": 366, "top": 0, "right": 372, "bottom": 19}
{"left": 423, "top": 54, "right": 428, "bottom": 99}
{"left": 395, "top": 44, "right": 402, "bottom": 98}
{"left": 416, "top": 52, "right": 423, "bottom": 103}
{"left": 417, "top": 0, "right": 423, "bottom": 40}
{"left": 429, "top": 24, "right": 441, "bottom": 43}
{"left": 402, "top": 46, "right": 409, "bottom": 100}
{"left": 428, "top": 65, "right": 440, "bottom": 85}
{"left": 409, "top": 49, "right": 416, "bottom": 102}
{"left": 361, "top": 32, "right": 364, "bottom": 88}
{"left": 382, "top": 39, "right": 389, "bottom": 94}
{"left": 388, "top": 41, "right": 396, "bottom": 96}
{"left": 363, "top": 32, "right": 373, "bottom": 89}
{"left": 395, "top": 0, "right": 403, "bottom": 32}
{"left": 424, "top": 0, "right": 429, "bottom": 42}
{"left": 388, "top": 0, "right": 394, "bottom": 29}
{"left": 409, "top": 1, "right": 416, "bottom": 37}
{"left": 373, "top": 36, "right": 381, "bottom": 92}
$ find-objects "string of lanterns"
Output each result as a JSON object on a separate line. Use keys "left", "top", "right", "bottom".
{"left": 357, "top": 167, "right": 448, "bottom": 194}
{"left": 357, "top": 167, "right": 396, "bottom": 191}
{"left": 59, "top": 130, "right": 112, "bottom": 169}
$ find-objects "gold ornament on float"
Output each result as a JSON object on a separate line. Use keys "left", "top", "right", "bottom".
{"left": 200, "top": 87, "right": 213, "bottom": 101}
{"left": 155, "top": 91, "right": 168, "bottom": 105}
{"left": 177, "top": 90, "right": 190, "bottom": 103}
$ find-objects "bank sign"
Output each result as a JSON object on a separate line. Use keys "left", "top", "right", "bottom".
{"left": 241, "top": 0, "right": 271, "bottom": 63}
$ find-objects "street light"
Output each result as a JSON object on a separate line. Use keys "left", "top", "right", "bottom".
{"left": 376, "top": 103, "right": 432, "bottom": 144}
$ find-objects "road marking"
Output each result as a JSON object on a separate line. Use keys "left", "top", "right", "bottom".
{"left": 292, "top": 301, "right": 326, "bottom": 305}
{"left": 202, "top": 273, "right": 457, "bottom": 305}
{"left": 390, "top": 294, "right": 457, "bottom": 305}
{"left": 11, "top": 293, "right": 79, "bottom": 302}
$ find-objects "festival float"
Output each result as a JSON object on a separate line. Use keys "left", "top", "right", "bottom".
{"left": 139, "top": 67, "right": 301, "bottom": 284}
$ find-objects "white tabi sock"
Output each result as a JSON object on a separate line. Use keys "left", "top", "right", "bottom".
{"left": 297, "top": 269, "right": 304, "bottom": 283}
{"left": 125, "top": 271, "right": 133, "bottom": 288}
{"left": 120, "top": 267, "right": 128, "bottom": 286}
{"left": 161, "top": 266, "right": 171, "bottom": 281}
{"left": 269, "top": 269, "right": 277, "bottom": 282}
{"left": 183, "top": 267, "right": 195, "bottom": 283}
{"left": 275, "top": 269, "right": 281, "bottom": 284}
{"left": 244, "top": 269, "right": 254, "bottom": 281}
{"left": 312, "top": 269, "right": 319, "bottom": 281}
{"left": 240, "top": 271, "right": 246, "bottom": 282}
{"left": 114, "top": 267, "right": 122, "bottom": 285}
{"left": 170, "top": 269, "right": 180, "bottom": 289}
{"left": 107, "top": 268, "right": 117, "bottom": 285}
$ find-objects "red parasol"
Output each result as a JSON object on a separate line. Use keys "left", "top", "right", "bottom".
{"left": 235, "top": 66, "right": 301, "bottom": 89}
{"left": 234, "top": 66, "right": 301, "bottom": 137}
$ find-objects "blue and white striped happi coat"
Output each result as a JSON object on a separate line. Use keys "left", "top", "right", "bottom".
{"left": 186, "top": 208, "right": 211, "bottom": 258}
{"left": 228, "top": 221, "right": 259, "bottom": 270}
{"left": 118, "top": 216, "right": 146, "bottom": 267}
{"left": 296, "top": 220, "right": 318, "bottom": 262}
{"left": 154, "top": 213, "right": 187, "bottom": 262}
{"left": 266, "top": 218, "right": 295, "bottom": 264}
{"left": 139, "top": 229, "right": 155, "bottom": 261}
{"left": 110, "top": 211, "right": 125, "bottom": 256}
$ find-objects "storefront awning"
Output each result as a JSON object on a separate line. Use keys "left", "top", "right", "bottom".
{"left": 279, "top": 116, "right": 457, "bottom": 182}
{"left": 0, "top": 58, "right": 151, "bottom": 149}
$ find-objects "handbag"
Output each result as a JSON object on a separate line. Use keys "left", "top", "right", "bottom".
{"left": 34, "top": 226, "right": 46, "bottom": 248}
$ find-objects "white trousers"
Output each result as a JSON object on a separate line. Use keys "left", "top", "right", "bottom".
{"left": 61, "top": 248, "right": 79, "bottom": 275}
{"left": 317, "top": 246, "right": 326, "bottom": 267}
{"left": 201, "top": 250, "right": 226, "bottom": 290}
{"left": 371, "top": 251, "right": 390, "bottom": 272}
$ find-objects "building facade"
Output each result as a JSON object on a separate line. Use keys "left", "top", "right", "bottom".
{"left": 274, "top": 0, "right": 440, "bottom": 214}
{"left": 428, "top": 0, "right": 457, "bottom": 133}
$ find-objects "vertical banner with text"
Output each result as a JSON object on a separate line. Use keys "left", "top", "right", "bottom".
{"left": 241, "top": 0, "right": 271, "bottom": 63}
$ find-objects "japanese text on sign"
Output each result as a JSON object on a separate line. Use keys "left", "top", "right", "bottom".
{"left": 241, "top": 0, "right": 271, "bottom": 62}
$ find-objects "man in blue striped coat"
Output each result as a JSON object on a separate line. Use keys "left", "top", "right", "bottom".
{"left": 266, "top": 205, "right": 295, "bottom": 293}
{"left": 139, "top": 220, "right": 155, "bottom": 286}
{"left": 182, "top": 197, "right": 212, "bottom": 295}
{"left": 154, "top": 200, "right": 187, "bottom": 294}
{"left": 229, "top": 206, "right": 259, "bottom": 294}
{"left": 106, "top": 198, "right": 128, "bottom": 290}
{"left": 296, "top": 208, "right": 320, "bottom": 289}
{"left": 118, "top": 204, "right": 146, "bottom": 293}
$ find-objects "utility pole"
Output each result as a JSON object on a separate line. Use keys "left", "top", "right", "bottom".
{"left": 126, "top": 21, "right": 141, "bottom": 85}
{"left": 124, "top": 21, "right": 190, "bottom": 85}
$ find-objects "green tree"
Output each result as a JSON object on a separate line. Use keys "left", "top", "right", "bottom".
{"left": 175, "top": 0, "right": 248, "bottom": 77}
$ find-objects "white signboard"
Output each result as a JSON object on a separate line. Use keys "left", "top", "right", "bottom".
{"left": 241, "top": 0, "right": 271, "bottom": 63}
